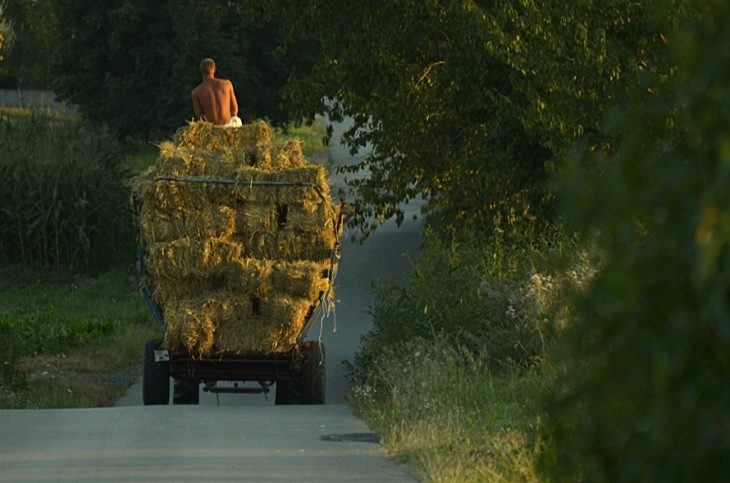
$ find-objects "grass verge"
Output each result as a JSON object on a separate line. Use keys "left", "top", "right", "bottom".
{"left": 348, "top": 340, "right": 550, "bottom": 481}
{"left": 0, "top": 263, "right": 160, "bottom": 409}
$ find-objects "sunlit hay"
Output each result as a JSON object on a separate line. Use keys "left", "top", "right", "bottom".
{"left": 240, "top": 145, "right": 273, "bottom": 168}
{"left": 145, "top": 237, "right": 243, "bottom": 279}
{"left": 173, "top": 120, "right": 271, "bottom": 151}
{"left": 270, "top": 260, "right": 331, "bottom": 300}
{"left": 163, "top": 302, "right": 216, "bottom": 357}
{"left": 268, "top": 140, "right": 306, "bottom": 169}
{"left": 151, "top": 258, "right": 272, "bottom": 305}
{"left": 155, "top": 147, "right": 240, "bottom": 178}
{"left": 158, "top": 141, "right": 177, "bottom": 159}
{"left": 241, "top": 230, "right": 335, "bottom": 261}
{"left": 286, "top": 203, "right": 336, "bottom": 232}
{"left": 163, "top": 295, "right": 254, "bottom": 356}
{"left": 224, "top": 257, "right": 273, "bottom": 300}
{"left": 137, "top": 164, "right": 329, "bottom": 212}
{"left": 138, "top": 206, "right": 236, "bottom": 245}
{"left": 213, "top": 297, "right": 313, "bottom": 354}
{"left": 132, "top": 119, "right": 342, "bottom": 355}
{"left": 234, "top": 203, "right": 277, "bottom": 235}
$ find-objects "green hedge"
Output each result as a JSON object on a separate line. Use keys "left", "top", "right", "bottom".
{"left": 0, "top": 114, "right": 131, "bottom": 271}
{"left": 543, "top": 2, "right": 730, "bottom": 479}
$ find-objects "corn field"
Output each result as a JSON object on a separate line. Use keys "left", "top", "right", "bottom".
{"left": 0, "top": 113, "right": 131, "bottom": 271}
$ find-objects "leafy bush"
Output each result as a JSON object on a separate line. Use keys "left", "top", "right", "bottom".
{"left": 0, "top": 309, "right": 119, "bottom": 356}
{"left": 349, "top": 229, "right": 589, "bottom": 388}
{"left": 0, "top": 114, "right": 131, "bottom": 271}
{"left": 543, "top": 2, "right": 730, "bottom": 479}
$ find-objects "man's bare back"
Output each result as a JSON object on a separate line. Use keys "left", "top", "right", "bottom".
{"left": 191, "top": 58, "right": 240, "bottom": 126}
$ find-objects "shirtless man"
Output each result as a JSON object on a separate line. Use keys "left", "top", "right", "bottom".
{"left": 191, "top": 58, "right": 242, "bottom": 127}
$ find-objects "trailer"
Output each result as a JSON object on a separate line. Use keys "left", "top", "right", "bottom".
{"left": 134, "top": 176, "right": 344, "bottom": 406}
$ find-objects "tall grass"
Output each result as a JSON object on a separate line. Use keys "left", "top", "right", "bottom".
{"left": 0, "top": 113, "right": 131, "bottom": 271}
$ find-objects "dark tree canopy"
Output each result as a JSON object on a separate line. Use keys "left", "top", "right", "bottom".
{"left": 45, "top": 0, "right": 313, "bottom": 138}
{"left": 279, "top": 0, "right": 691, "bottom": 237}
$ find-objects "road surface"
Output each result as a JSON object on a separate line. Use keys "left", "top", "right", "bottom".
{"left": 0, "top": 119, "right": 423, "bottom": 481}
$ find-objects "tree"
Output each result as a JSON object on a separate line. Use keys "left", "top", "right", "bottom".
{"left": 280, "top": 0, "right": 690, "bottom": 238}
{"left": 0, "top": 0, "right": 58, "bottom": 88}
{"left": 543, "top": 1, "right": 730, "bottom": 479}
{"left": 50, "top": 0, "right": 313, "bottom": 138}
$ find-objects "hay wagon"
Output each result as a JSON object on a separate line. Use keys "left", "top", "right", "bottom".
{"left": 132, "top": 122, "right": 344, "bottom": 406}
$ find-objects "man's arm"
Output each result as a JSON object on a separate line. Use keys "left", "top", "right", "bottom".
{"left": 228, "top": 81, "right": 238, "bottom": 117}
{"left": 192, "top": 90, "right": 204, "bottom": 120}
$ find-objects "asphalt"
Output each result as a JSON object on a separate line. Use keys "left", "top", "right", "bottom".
{"left": 0, "top": 118, "right": 423, "bottom": 481}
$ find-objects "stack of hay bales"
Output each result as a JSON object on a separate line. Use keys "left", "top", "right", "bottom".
{"left": 133, "top": 121, "right": 341, "bottom": 356}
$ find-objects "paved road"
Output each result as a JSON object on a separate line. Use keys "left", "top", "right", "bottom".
{"left": 0, "top": 119, "right": 423, "bottom": 481}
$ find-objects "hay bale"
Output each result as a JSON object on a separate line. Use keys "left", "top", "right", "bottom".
{"left": 151, "top": 257, "right": 272, "bottom": 305}
{"left": 267, "top": 140, "right": 306, "bottom": 169}
{"left": 270, "top": 260, "right": 331, "bottom": 300}
{"left": 134, "top": 164, "right": 330, "bottom": 212}
{"left": 173, "top": 120, "right": 271, "bottom": 151}
{"left": 214, "top": 297, "right": 313, "bottom": 353}
{"left": 133, "top": 120, "right": 341, "bottom": 356}
{"left": 138, "top": 206, "right": 236, "bottom": 245}
{"left": 163, "top": 294, "right": 312, "bottom": 355}
{"left": 145, "top": 238, "right": 243, "bottom": 279}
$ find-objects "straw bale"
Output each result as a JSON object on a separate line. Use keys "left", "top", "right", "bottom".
{"left": 138, "top": 206, "right": 235, "bottom": 245}
{"left": 286, "top": 203, "right": 335, "bottom": 232}
{"left": 266, "top": 140, "right": 306, "bottom": 169}
{"left": 234, "top": 203, "right": 277, "bottom": 235}
{"left": 132, "top": 119, "right": 342, "bottom": 355}
{"left": 150, "top": 257, "right": 272, "bottom": 305}
{"left": 241, "top": 230, "right": 336, "bottom": 261}
{"left": 163, "top": 301, "right": 216, "bottom": 357}
{"left": 145, "top": 238, "right": 243, "bottom": 279}
{"left": 173, "top": 120, "right": 271, "bottom": 151}
{"left": 137, "top": 204, "right": 281, "bottom": 245}
{"left": 270, "top": 260, "right": 331, "bottom": 300}
{"left": 163, "top": 295, "right": 312, "bottom": 355}
{"left": 134, "top": 164, "right": 330, "bottom": 212}
{"left": 214, "top": 297, "right": 313, "bottom": 354}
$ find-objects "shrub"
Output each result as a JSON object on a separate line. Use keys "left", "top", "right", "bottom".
{"left": 349, "top": 228, "right": 590, "bottom": 388}
{"left": 543, "top": 2, "right": 730, "bottom": 479}
{"left": 0, "top": 113, "right": 131, "bottom": 271}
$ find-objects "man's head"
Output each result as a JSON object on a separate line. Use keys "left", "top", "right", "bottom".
{"left": 199, "top": 58, "right": 216, "bottom": 76}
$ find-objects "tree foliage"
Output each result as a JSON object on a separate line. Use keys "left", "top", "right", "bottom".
{"left": 543, "top": 1, "right": 730, "bottom": 479}
{"left": 280, "top": 0, "right": 691, "bottom": 237}
{"left": 45, "top": 0, "right": 313, "bottom": 138}
{"left": 0, "top": 0, "right": 58, "bottom": 87}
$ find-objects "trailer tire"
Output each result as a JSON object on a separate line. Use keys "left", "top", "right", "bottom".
{"left": 274, "top": 380, "right": 300, "bottom": 405}
{"left": 173, "top": 378, "right": 200, "bottom": 405}
{"left": 143, "top": 339, "right": 169, "bottom": 405}
{"left": 275, "top": 341, "right": 326, "bottom": 405}
{"left": 302, "top": 340, "right": 326, "bottom": 405}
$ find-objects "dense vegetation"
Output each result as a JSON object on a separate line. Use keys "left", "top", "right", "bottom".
{"left": 0, "top": 114, "right": 130, "bottom": 270}
{"left": 279, "top": 0, "right": 693, "bottom": 238}
{"left": 0, "top": 0, "right": 316, "bottom": 138}
{"left": 544, "top": 3, "right": 730, "bottom": 478}
{"left": 295, "top": 0, "right": 726, "bottom": 480}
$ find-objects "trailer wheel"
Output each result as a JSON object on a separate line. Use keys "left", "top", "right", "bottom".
{"left": 275, "top": 341, "right": 326, "bottom": 405}
{"left": 173, "top": 378, "right": 200, "bottom": 405}
{"left": 302, "top": 340, "right": 326, "bottom": 404}
{"left": 143, "top": 339, "right": 169, "bottom": 405}
{"left": 274, "top": 380, "right": 300, "bottom": 405}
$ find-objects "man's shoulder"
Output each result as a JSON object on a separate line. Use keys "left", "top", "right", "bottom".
{"left": 191, "top": 83, "right": 203, "bottom": 95}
